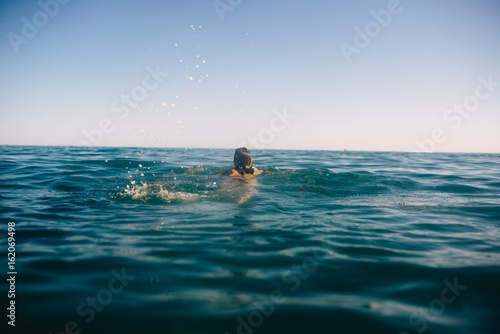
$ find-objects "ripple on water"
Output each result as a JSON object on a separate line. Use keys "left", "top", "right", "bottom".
{"left": 2, "top": 146, "right": 499, "bottom": 334}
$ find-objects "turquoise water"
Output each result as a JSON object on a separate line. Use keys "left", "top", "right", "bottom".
{"left": 1, "top": 146, "right": 500, "bottom": 334}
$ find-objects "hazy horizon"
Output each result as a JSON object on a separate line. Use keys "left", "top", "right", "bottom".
{"left": 2, "top": 143, "right": 500, "bottom": 155}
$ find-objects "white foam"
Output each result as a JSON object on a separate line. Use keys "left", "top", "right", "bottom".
{"left": 123, "top": 182, "right": 201, "bottom": 203}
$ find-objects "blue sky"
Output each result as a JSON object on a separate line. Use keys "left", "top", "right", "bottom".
{"left": 1, "top": 0, "right": 499, "bottom": 152}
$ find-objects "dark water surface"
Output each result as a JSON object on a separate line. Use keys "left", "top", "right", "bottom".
{"left": 1, "top": 146, "right": 499, "bottom": 334}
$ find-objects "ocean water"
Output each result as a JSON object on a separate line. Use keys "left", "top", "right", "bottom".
{"left": 1, "top": 146, "right": 500, "bottom": 334}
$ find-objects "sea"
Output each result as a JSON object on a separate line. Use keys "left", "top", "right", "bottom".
{"left": 1, "top": 146, "right": 499, "bottom": 334}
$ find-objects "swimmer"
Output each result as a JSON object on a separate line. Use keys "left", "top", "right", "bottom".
{"left": 217, "top": 147, "right": 262, "bottom": 178}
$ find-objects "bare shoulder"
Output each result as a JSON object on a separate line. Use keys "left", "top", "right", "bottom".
{"left": 241, "top": 168, "right": 262, "bottom": 179}
{"left": 220, "top": 167, "right": 262, "bottom": 178}
{"left": 221, "top": 169, "right": 240, "bottom": 176}
{"left": 253, "top": 168, "right": 263, "bottom": 176}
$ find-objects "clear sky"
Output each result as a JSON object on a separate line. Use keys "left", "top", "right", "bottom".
{"left": 1, "top": 0, "right": 499, "bottom": 152}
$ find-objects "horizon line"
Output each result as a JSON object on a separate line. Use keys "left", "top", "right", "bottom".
{"left": 0, "top": 144, "right": 499, "bottom": 155}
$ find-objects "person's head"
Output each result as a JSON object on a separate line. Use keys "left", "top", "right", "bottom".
{"left": 233, "top": 147, "right": 252, "bottom": 170}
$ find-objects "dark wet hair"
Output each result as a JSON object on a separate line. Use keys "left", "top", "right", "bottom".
{"left": 233, "top": 147, "right": 254, "bottom": 174}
